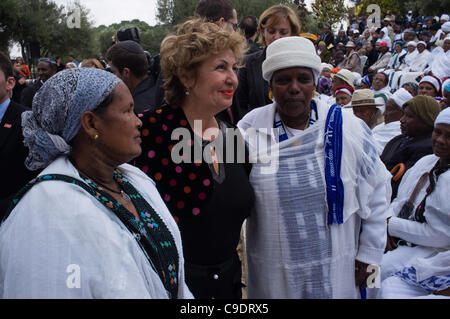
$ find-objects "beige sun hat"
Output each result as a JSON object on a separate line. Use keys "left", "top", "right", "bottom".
{"left": 351, "top": 89, "right": 385, "bottom": 107}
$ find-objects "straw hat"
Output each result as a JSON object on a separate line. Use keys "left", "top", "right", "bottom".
{"left": 351, "top": 89, "right": 384, "bottom": 107}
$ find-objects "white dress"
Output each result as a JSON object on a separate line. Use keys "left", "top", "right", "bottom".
{"left": 237, "top": 99, "right": 392, "bottom": 298}
{"left": 0, "top": 156, "right": 193, "bottom": 299}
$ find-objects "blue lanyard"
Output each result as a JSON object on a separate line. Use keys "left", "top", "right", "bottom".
{"left": 274, "top": 101, "right": 319, "bottom": 142}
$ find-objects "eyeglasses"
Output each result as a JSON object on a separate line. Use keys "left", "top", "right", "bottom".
{"left": 39, "top": 57, "right": 57, "bottom": 65}
{"left": 226, "top": 20, "right": 238, "bottom": 31}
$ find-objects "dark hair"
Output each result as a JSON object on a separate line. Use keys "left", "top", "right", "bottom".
{"left": 402, "top": 82, "right": 418, "bottom": 96}
{"left": 194, "top": 0, "right": 235, "bottom": 22}
{"left": 0, "top": 51, "right": 13, "bottom": 79}
{"left": 376, "top": 72, "right": 389, "bottom": 85}
{"left": 39, "top": 57, "right": 58, "bottom": 71}
{"left": 239, "top": 15, "right": 258, "bottom": 39}
{"left": 106, "top": 42, "right": 148, "bottom": 78}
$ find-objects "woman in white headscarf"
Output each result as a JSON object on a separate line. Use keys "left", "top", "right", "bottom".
{"left": 372, "top": 88, "right": 413, "bottom": 153}
{"left": 399, "top": 41, "right": 418, "bottom": 71}
{"left": 378, "top": 107, "right": 450, "bottom": 299}
{"left": 0, "top": 68, "right": 192, "bottom": 299}
{"left": 237, "top": 36, "right": 392, "bottom": 299}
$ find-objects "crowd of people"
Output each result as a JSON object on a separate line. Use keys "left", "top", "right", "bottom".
{"left": 0, "top": 0, "right": 448, "bottom": 299}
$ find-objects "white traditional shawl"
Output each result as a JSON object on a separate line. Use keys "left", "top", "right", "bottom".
{"left": 386, "top": 155, "right": 450, "bottom": 288}
{"left": 389, "top": 154, "right": 450, "bottom": 239}
{"left": 408, "top": 50, "right": 431, "bottom": 72}
{"left": 402, "top": 49, "right": 418, "bottom": 68}
{"left": 429, "top": 49, "right": 450, "bottom": 82}
{"left": 372, "top": 121, "right": 401, "bottom": 154}
{"left": 0, "top": 156, "right": 193, "bottom": 299}
{"left": 388, "top": 50, "right": 407, "bottom": 69}
{"left": 238, "top": 100, "right": 391, "bottom": 298}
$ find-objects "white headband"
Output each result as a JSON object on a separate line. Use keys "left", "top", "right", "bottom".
{"left": 420, "top": 76, "right": 441, "bottom": 94}
{"left": 435, "top": 107, "right": 450, "bottom": 126}
{"left": 336, "top": 88, "right": 352, "bottom": 96}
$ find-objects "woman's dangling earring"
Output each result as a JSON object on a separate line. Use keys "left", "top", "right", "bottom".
{"left": 185, "top": 87, "right": 190, "bottom": 96}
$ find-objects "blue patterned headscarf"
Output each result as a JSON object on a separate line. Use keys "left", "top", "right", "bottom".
{"left": 22, "top": 68, "right": 122, "bottom": 170}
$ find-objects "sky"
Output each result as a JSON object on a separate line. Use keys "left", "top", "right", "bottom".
{"left": 10, "top": 0, "right": 159, "bottom": 57}
{"left": 52, "top": 0, "right": 159, "bottom": 27}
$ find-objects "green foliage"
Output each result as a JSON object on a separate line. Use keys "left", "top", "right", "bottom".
{"left": 397, "top": 0, "right": 450, "bottom": 16}
{"left": 311, "top": 0, "right": 348, "bottom": 28}
{"left": 1, "top": 0, "right": 96, "bottom": 62}
{"left": 354, "top": 0, "right": 400, "bottom": 17}
{"left": 94, "top": 21, "right": 173, "bottom": 57}
{"left": 0, "top": 0, "right": 20, "bottom": 53}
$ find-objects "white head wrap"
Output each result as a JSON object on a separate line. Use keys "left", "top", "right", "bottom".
{"left": 407, "top": 41, "right": 417, "bottom": 47}
{"left": 321, "top": 63, "right": 333, "bottom": 72}
{"left": 391, "top": 88, "right": 413, "bottom": 109}
{"left": 441, "top": 14, "right": 450, "bottom": 22}
{"left": 417, "top": 41, "right": 427, "bottom": 47}
{"left": 442, "top": 22, "right": 450, "bottom": 33}
{"left": 435, "top": 107, "right": 450, "bottom": 126}
{"left": 262, "top": 36, "right": 321, "bottom": 83}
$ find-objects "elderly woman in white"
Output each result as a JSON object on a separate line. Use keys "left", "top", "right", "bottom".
{"left": 372, "top": 88, "right": 413, "bottom": 153}
{"left": 237, "top": 36, "right": 392, "bottom": 299}
{"left": 378, "top": 108, "right": 450, "bottom": 299}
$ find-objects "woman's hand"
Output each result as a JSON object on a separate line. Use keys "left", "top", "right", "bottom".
{"left": 385, "top": 234, "right": 399, "bottom": 252}
{"left": 355, "top": 260, "right": 371, "bottom": 289}
{"left": 434, "top": 287, "right": 450, "bottom": 297}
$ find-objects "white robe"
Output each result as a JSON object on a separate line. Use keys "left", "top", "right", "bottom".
{"left": 387, "top": 50, "right": 406, "bottom": 69}
{"left": 372, "top": 121, "right": 401, "bottom": 154}
{"left": 237, "top": 99, "right": 392, "bottom": 298}
{"left": 408, "top": 50, "right": 431, "bottom": 73}
{"left": 400, "top": 50, "right": 418, "bottom": 71}
{"left": 427, "top": 48, "right": 450, "bottom": 82}
{"left": 0, "top": 156, "right": 193, "bottom": 299}
{"left": 379, "top": 155, "right": 450, "bottom": 284}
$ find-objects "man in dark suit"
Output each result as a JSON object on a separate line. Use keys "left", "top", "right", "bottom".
{"left": 20, "top": 57, "right": 57, "bottom": 108}
{"left": 319, "top": 24, "right": 335, "bottom": 48}
{"left": 0, "top": 51, "right": 39, "bottom": 220}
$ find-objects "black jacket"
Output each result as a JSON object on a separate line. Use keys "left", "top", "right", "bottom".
{"left": 20, "top": 80, "right": 43, "bottom": 108}
{"left": 131, "top": 75, "right": 158, "bottom": 114}
{"left": 234, "top": 48, "right": 272, "bottom": 118}
{"left": 0, "top": 101, "right": 39, "bottom": 219}
{"left": 380, "top": 132, "right": 433, "bottom": 199}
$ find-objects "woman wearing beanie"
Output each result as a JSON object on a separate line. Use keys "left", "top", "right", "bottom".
{"left": 0, "top": 68, "right": 192, "bottom": 298}
{"left": 377, "top": 107, "right": 450, "bottom": 299}
{"left": 380, "top": 95, "right": 442, "bottom": 200}
{"left": 234, "top": 4, "right": 301, "bottom": 119}
{"left": 418, "top": 75, "right": 442, "bottom": 102}
{"left": 335, "top": 84, "right": 354, "bottom": 108}
{"left": 238, "top": 36, "right": 391, "bottom": 299}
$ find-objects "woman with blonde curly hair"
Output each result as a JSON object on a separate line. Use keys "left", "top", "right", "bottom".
{"left": 234, "top": 4, "right": 301, "bottom": 120}
{"left": 134, "top": 18, "right": 255, "bottom": 299}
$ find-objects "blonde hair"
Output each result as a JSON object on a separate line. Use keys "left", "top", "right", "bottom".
{"left": 80, "top": 59, "right": 104, "bottom": 70}
{"left": 258, "top": 5, "right": 301, "bottom": 47}
{"left": 160, "top": 18, "right": 247, "bottom": 106}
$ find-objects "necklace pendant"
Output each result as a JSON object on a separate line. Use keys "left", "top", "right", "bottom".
{"left": 121, "top": 191, "right": 131, "bottom": 201}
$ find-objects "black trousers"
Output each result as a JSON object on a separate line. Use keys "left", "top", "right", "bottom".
{"left": 185, "top": 253, "right": 243, "bottom": 299}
